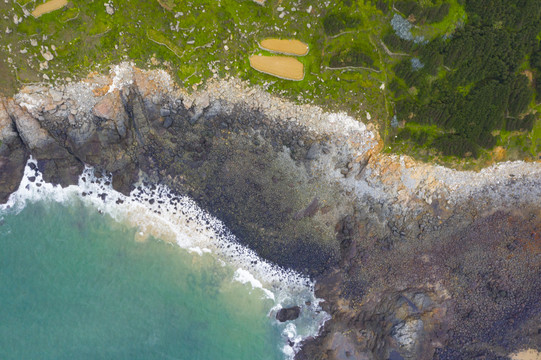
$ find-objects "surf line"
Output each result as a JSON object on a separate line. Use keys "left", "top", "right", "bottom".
{"left": 1, "top": 157, "right": 331, "bottom": 359}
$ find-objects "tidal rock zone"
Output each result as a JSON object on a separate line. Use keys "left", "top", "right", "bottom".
{"left": 1, "top": 64, "right": 540, "bottom": 359}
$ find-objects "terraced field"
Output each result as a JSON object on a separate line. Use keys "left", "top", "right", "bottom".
{"left": 259, "top": 39, "right": 309, "bottom": 56}
{"left": 249, "top": 55, "right": 304, "bottom": 80}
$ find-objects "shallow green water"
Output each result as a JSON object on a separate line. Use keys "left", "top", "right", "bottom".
{"left": 0, "top": 200, "right": 283, "bottom": 360}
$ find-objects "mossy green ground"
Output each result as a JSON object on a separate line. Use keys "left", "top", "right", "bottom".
{"left": 0, "top": 0, "right": 539, "bottom": 167}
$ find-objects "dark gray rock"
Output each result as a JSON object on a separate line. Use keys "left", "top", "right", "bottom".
{"left": 163, "top": 116, "right": 173, "bottom": 128}
{"left": 160, "top": 107, "right": 171, "bottom": 117}
{"left": 306, "top": 143, "right": 320, "bottom": 160}
{"left": 276, "top": 306, "right": 301, "bottom": 322}
{"left": 7, "top": 99, "right": 83, "bottom": 187}
{"left": 0, "top": 100, "right": 28, "bottom": 203}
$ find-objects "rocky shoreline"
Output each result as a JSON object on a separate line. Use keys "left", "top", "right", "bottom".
{"left": 1, "top": 63, "right": 540, "bottom": 359}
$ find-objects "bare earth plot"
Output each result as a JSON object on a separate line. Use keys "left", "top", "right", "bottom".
{"left": 31, "top": 0, "right": 68, "bottom": 18}
{"left": 249, "top": 55, "right": 304, "bottom": 81}
{"left": 259, "top": 39, "right": 309, "bottom": 56}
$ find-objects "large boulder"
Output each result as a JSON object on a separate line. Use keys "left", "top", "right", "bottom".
{"left": 276, "top": 306, "right": 301, "bottom": 322}
{"left": 92, "top": 90, "right": 128, "bottom": 141}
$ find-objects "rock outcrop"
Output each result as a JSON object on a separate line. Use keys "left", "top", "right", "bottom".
{"left": 276, "top": 306, "right": 301, "bottom": 322}
{"left": 0, "top": 99, "right": 27, "bottom": 203}
{"left": 1, "top": 64, "right": 540, "bottom": 360}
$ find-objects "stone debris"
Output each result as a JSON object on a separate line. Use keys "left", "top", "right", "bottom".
{"left": 41, "top": 50, "right": 54, "bottom": 61}
{"left": 105, "top": 1, "right": 115, "bottom": 15}
{"left": 49, "top": 89, "right": 63, "bottom": 102}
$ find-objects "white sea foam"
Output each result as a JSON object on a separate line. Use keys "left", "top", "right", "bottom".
{"left": 233, "top": 268, "right": 275, "bottom": 301}
{"left": 1, "top": 157, "right": 330, "bottom": 359}
{"left": 280, "top": 322, "right": 308, "bottom": 358}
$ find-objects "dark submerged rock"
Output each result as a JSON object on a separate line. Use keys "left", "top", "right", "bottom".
{"left": 276, "top": 306, "right": 301, "bottom": 322}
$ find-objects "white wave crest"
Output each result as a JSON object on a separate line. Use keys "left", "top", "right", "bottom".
{"left": 1, "top": 157, "right": 330, "bottom": 359}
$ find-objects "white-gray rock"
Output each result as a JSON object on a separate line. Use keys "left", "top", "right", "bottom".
{"left": 105, "top": 3, "right": 115, "bottom": 15}
{"left": 41, "top": 50, "right": 54, "bottom": 61}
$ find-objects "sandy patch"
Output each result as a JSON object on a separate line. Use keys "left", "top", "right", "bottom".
{"left": 510, "top": 349, "right": 541, "bottom": 360}
{"left": 32, "top": 0, "right": 68, "bottom": 18}
{"left": 260, "top": 39, "right": 309, "bottom": 56}
{"left": 249, "top": 55, "right": 304, "bottom": 81}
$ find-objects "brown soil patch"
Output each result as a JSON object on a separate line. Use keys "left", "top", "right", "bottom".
{"left": 32, "top": 0, "right": 68, "bottom": 18}
{"left": 259, "top": 39, "right": 309, "bottom": 56}
{"left": 249, "top": 55, "right": 304, "bottom": 81}
{"left": 492, "top": 146, "right": 507, "bottom": 161}
{"left": 92, "top": 85, "right": 111, "bottom": 97}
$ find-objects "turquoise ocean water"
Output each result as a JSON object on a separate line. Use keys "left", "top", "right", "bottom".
{"left": 0, "top": 200, "right": 284, "bottom": 360}
{"left": 0, "top": 159, "right": 328, "bottom": 359}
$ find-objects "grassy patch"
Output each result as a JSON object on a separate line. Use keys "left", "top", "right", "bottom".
{"left": 0, "top": 0, "right": 537, "bottom": 168}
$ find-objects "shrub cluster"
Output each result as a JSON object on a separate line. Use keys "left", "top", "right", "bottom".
{"left": 395, "top": 1, "right": 450, "bottom": 24}
{"left": 383, "top": 32, "right": 416, "bottom": 53}
{"left": 391, "top": 0, "right": 540, "bottom": 156}
{"left": 323, "top": 11, "right": 362, "bottom": 36}
{"left": 329, "top": 46, "right": 376, "bottom": 69}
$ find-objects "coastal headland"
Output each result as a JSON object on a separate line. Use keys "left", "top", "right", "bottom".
{"left": 1, "top": 64, "right": 540, "bottom": 359}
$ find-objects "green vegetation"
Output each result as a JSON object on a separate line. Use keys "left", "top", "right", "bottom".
{"left": 0, "top": 0, "right": 539, "bottom": 166}
{"left": 388, "top": 0, "right": 541, "bottom": 163}
{"left": 323, "top": 10, "right": 362, "bottom": 36}
{"left": 0, "top": 0, "right": 389, "bottom": 119}
{"left": 394, "top": 0, "right": 450, "bottom": 24}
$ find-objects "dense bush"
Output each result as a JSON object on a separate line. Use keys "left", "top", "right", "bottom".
{"left": 383, "top": 32, "right": 415, "bottom": 53}
{"left": 329, "top": 47, "right": 376, "bottom": 68}
{"left": 531, "top": 41, "right": 541, "bottom": 103}
{"left": 323, "top": 11, "right": 362, "bottom": 36}
{"left": 507, "top": 75, "right": 533, "bottom": 117}
{"left": 506, "top": 113, "right": 536, "bottom": 132}
{"left": 395, "top": 1, "right": 450, "bottom": 24}
{"left": 432, "top": 135, "right": 479, "bottom": 157}
{"left": 375, "top": 0, "right": 389, "bottom": 13}
{"left": 391, "top": 0, "right": 541, "bottom": 155}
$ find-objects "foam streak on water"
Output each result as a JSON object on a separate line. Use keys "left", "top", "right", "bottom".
{"left": 0, "top": 158, "right": 330, "bottom": 359}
